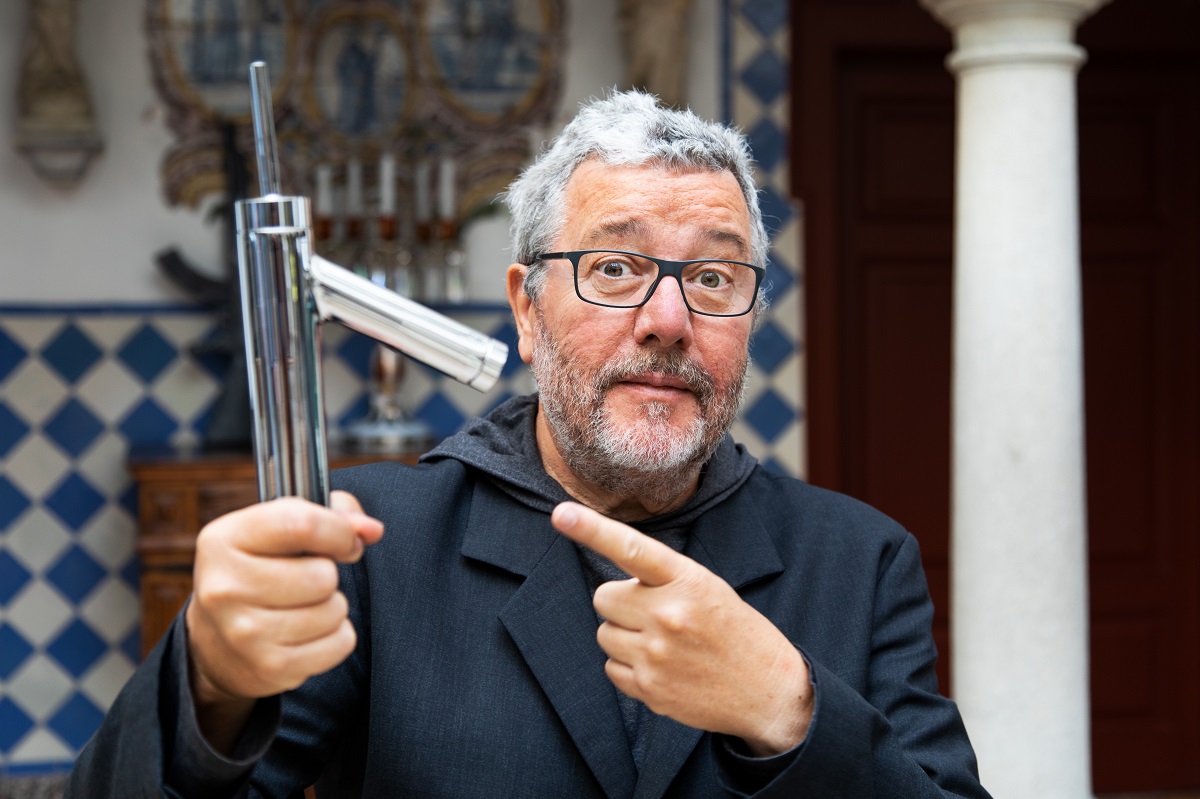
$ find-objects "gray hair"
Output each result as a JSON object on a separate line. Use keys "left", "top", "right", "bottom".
{"left": 504, "top": 90, "right": 770, "bottom": 303}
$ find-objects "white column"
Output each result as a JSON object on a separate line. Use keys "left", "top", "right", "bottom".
{"left": 918, "top": 1, "right": 1109, "bottom": 797}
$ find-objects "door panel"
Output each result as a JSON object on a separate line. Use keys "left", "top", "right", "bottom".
{"left": 808, "top": 11, "right": 1200, "bottom": 788}
{"left": 1079, "top": 63, "right": 1200, "bottom": 791}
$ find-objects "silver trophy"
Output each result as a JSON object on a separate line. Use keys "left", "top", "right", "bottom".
{"left": 235, "top": 62, "right": 507, "bottom": 504}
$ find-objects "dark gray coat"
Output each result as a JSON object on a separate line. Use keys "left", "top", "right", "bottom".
{"left": 71, "top": 455, "right": 988, "bottom": 798}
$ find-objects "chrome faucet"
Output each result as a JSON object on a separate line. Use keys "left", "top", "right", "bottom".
{"left": 236, "top": 62, "right": 507, "bottom": 504}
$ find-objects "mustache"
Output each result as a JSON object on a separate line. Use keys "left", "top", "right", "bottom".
{"left": 593, "top": 348, "right": 717, "bottom": 407}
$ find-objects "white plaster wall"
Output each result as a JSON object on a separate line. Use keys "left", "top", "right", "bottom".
{"left": 0, "top": 0, "right": 719, "bottom": 304}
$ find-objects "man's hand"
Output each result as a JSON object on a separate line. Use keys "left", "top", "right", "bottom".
{"left": 551, "top": 501, "right": 813, "bottom": 757}
{"left": 184, "top": 491, "right": 383, "bottom": 752}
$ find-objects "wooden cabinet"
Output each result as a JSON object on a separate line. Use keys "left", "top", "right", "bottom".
{"left": 129, "top": 448, "right": 420, "bottom": 658}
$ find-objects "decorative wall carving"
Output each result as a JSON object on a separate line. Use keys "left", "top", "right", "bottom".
{"left": 144, "top": 0, "right": 564, "bottom": 218}
{"left": 15, "top": 0, "right": 105, "bottom": 187}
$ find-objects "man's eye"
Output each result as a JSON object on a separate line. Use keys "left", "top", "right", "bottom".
{"left": 599, "top": 260, "right": 630, "bottom": 277}
{"left": 697, "top": 270, "right": 726, "bottom": 288}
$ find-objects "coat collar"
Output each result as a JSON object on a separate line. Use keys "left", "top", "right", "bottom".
{"left": 462, "top": 473, "right": 783, "bottom": 799}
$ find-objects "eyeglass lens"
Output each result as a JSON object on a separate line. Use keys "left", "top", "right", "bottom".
{"left": 574, "top": 251, "right": 757, "bottom": 315}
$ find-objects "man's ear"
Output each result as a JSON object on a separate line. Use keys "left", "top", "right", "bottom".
{"left": 506, "top": 263, "right": 536, "bottom": 365}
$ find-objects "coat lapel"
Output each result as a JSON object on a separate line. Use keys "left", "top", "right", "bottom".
{"left": 632, "top": 493, "right": 786, "bottom": 799}
{"left": 460, "top": 478, "right": 785, "bottom": 799}
{"left": 462, "top": 483, "right": 638, "bottom": 799}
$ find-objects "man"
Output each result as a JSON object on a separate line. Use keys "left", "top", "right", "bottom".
{"left": 71, "top": 91, "right": 990, "bottom": 797}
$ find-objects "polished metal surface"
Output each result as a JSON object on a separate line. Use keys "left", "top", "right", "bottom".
{"left": 236, "top": 195, "right": 330, "bottom": 504}
{"left": 310, "top": 255, "right": 507, "bottom": 391}
{"left": 249, "top": 62, "right": 281, "bottom": 197}
{"left": 236, "top": 62, "right": 508, "bottom": 506}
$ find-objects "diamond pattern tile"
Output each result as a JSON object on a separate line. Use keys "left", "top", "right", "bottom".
{"left": 80, "top": 651, "right": 136, "bottom": 710}
{"left": 119, "top": 556, "right": 141, "bottom": 590}
{"left": 6, "top": 728, "right": 74, "bottom": 765}
{"left": 0, "top": 326, "right": 27, "bottom": 382}
{"left": 78, "top": 507, "right": 136, "bottom": 571}
{"left": 117, "top": 397, "right": 178, "bottom": 445}
{"left": 4, "top": 436, "right": 71, "bottom": 499}
{"left": 43, "top": 473, "right": 106, "bottom": 532}
{"left": 744, "top": 388, "right": 795, "bottom": 444}
{"left": 0, "top": 549, "right": 33, "bottom": 605}
{"left": 4, "top": 509, "right": 71, "bottom": 574}
{"left": 118, "top": 483, "right": 139, "bottom": 519}
{"left": 336, "top": 329, "right": 376, "bottom": 380}
{"left": 43, "top": 398, "right": 106, "bottom": 459}
{"left": 44, "top": 545, "right": 107, "bottom": 605}
{"left": 46, "top": 692, "right": 105, "bottom": 750}
{"left": 747, "top": 117, "right": 785, "bottom": 173}
{"left": 116, "top": 323, "right": 178, "bottom": 383}
{"left": 416, "top": 392, "right": 467, "bottom": 440}
{"left": 80, "top": 578, "right": 138, "bottom": 643}
{"left": 40, "top": 323, "right": 103, "bottom": 385}
{"left": 750, "top": 320, "right": 794, "bottom": 375}
{"left": 739, "top": 49, "right": 786, "bottom": 106}
{"left": 740, "top": 0, "right": 787, "bottom": 37}
{"left": 0, "top": 697, "right": 35, "bottom": 753}
{"left": 0, "top": 475, "right": 33, "bottom": 532}
{"left": 0, "top": 623, "right": 35, "bottom": 680}
{"left": 336, "top": 393, "right": 371, "bottom": 429}
{"left": 7, "top": 655, "right": 75, "bottom": 722}
{"left": 5, "top": 582, "right": 74, "bottom": 648}
{"left": 757, "top": 184, "right": 795, "bottom": 238}
{"left": 76, "top": 360, "right": 144, "bottom": 425}
{"left": 46, "top": 619, "right": 108, "bottom": 679}
{"left": 0, "top": 401, "right": 31, "bottom": 457}
{"left": 119, "top": 627, "right": 141, "bottom": 664}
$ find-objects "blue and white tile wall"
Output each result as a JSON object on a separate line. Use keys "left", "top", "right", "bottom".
{"left": 0, "top": 306, "right": 530, "bottom": 774}
{"left": 0, "top": 0, "right": 799, "bottom": 775}
{"left": 726, "top": 0, "right": 803, "bottom": 478}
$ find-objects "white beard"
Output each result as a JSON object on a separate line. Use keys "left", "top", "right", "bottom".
{"left": 530, "top": 316, "right": 747, "bottom": 506}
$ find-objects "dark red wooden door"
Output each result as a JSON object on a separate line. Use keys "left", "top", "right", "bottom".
{"left": 795, "top": 0, "right": 1200, "bottom": 790}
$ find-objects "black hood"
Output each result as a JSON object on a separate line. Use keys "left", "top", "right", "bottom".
{"left": 421, "top": 394, "right": 758, "bottom": 533}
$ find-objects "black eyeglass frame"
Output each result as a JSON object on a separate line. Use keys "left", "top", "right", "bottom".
{"left": 532, "top": 250, "right": 766, "bottom": 318}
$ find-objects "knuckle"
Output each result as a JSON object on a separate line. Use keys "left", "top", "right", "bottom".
{"left": 632, "top": 667, "right": 661, "bottom": 698}
{"left": 195, "top": 574, "right": 237, "bottom": 611}
{"left": 654, "top": 602, "right": 691, "bottom": 635}
{"left": 223, "top": 613, "right": 260, "bottom": 649}
{"left": 311, "top": 559, "right": 340, "bottom": 596}
{"left": 331, "top": 591, "right": 350, "bottom": 620}
{"left": 275, "top": 499, "right": 316, "bottom": 537}
{"left": 257, "top": 650, "right": 288, "bottom": 685}
{"left": 645, "top": 634, "right": 672, "bottom": 664}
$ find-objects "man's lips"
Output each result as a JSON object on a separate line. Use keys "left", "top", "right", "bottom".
{"left": 609, "top": 373, "right": 696, "bottom": 405}
{"left": 621, "top": 372, "right": 692, "bottom": 391}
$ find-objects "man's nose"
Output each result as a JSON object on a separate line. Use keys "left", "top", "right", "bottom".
{"left": 633, "top": 276, "right": 694, "bottom": 348}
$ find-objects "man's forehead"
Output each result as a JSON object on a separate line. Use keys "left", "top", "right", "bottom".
{"left": 578, "top": 219, "right": 749, "bottom": 255}
{"left": 563, "top": 160, "right": 751, "bottom": 252}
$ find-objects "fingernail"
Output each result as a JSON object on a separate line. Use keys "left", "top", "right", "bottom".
{"left": 556, "top": 503, "right": 578, "bottom": 529}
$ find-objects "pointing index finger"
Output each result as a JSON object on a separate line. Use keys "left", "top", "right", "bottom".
{"left": 551, "top": 502, "right": 685, "bottom": 587}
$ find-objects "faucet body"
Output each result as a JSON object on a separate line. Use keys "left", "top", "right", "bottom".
{"left": 235, "top": 63, "right": 507, "bottom": 505}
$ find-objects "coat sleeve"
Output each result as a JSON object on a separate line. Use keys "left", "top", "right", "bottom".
{"left": 65, "top": 607, "right": 283, "bottom": 799}
{"left": 67, "top": 557, "right": 371, "bottom": 799}
{"left": 718, "top": 533, "right": 992, "bottom": 799}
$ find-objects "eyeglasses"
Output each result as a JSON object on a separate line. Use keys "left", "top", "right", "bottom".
{"left": 532, "top": 250, "right": 765, "bottom": 317}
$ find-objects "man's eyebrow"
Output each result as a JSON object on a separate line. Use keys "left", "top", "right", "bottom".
{"left": 581, "top": 221, "right": 751, "bottom": 257}
{"left": 581, "top": 219, "right": 645, "bottom": 247}
{"left": 703, "top": 229, "right": 751, "bottom": 257}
